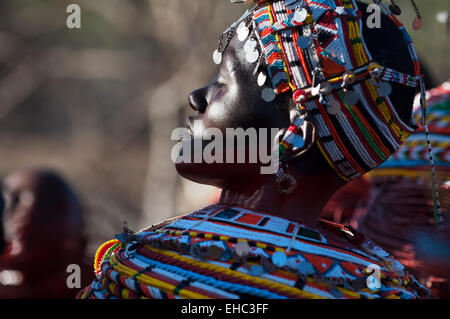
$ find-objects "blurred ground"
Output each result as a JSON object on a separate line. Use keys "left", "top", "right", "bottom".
{"left": 0, "top": 0, "right": 448, "bottom": 256}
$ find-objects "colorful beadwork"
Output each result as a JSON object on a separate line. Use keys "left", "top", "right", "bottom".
{"left": 369, "top": 81, "right": 450, "bottom": 231}
{"left": 79, "top": 205, "right": 432, "bottom": 299}
{"left": 221, "top": 0, "right": 426, "bottom": 182}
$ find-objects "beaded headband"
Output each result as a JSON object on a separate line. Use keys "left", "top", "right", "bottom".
{"left": 214, "top": 0, "right": 427, "bottom": 183}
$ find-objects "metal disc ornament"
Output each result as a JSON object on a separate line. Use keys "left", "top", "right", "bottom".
{"left": 327, "top": 99, "right": 341, "bottom": 115}
{"left": 235, "top": 242, "right": 250, "bottom": 257}
{"left": 237, "top": 22, "right": 250, "bottom": 42}
{"left": 257, "top": 72, "right": 267, "bottom": 87}
{"left": 297, "top": 261, "right": 315, "bottom": 275}
{"left": 246, "top": 49, "right": 259, "bottom": 63}
{"left": 271, "top": 252, "right": 287, "bottom": 267}
{"left": 244, "top": 39, "right": 257, "bottom": 53}
{"left": 311, "top": 84, "right": 321, "bottom": 97}
{"left": 207, "top": 245, "right": 223, "bottom": 260}
{"left": 213, "top": 50, "right": 222, "bottom": 65}
{"left": 250, "top": 265, "right": 264, "bottom": 276}
{"left": 377, "top": 82, "right": 392, "bottom": 97}
{"left": 296, "top": 36, "right": 311, "bottom": 49}
{"left": 262, "top": 88, "right": 276, "bottom": 102}
{"left": 343, "top": 90, "right": 360, "bottom": 106}
{"left": 294, "top": 7, "right": 308, "bottom": 23}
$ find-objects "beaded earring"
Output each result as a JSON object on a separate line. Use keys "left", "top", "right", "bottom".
{"left": 410, "top": 0, "right": 423, "bottom": 30}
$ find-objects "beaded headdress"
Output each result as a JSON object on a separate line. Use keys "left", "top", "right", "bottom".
{"left": 214, "top": 0, "right": 427, "bottom": 183}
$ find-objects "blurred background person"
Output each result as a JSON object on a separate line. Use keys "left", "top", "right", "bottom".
{"left": 0, "top": 169, "right": 92, "bottom": 298}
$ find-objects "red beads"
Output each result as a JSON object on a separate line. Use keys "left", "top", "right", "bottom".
{"left": 293, "top": 89, "right": 307, "bottom": 104}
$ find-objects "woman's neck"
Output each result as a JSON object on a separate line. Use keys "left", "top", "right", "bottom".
{"left": 219, "top": 174, "right": 340, "bottom": 229}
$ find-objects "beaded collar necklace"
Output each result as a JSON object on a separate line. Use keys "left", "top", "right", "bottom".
{"left": 91, "top": 205, "right": 432, "bottom": 298}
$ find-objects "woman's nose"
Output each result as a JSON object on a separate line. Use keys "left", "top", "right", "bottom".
{"left": 188, "top": 87, "right": 208, "bottom": 114}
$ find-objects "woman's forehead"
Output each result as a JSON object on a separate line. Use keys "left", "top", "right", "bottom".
{"left": 220, "top": 35, "right": 256, "bottom": 76}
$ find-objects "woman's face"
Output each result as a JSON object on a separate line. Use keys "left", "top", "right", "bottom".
{"left": 175, "top": 33, "right": 291, "bottom": 190}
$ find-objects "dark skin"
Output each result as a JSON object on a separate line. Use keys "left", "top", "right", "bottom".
{"left": 176, "top": 3, "right": 416, "bottom": 229}
{"left": 0, "top": 169, "right": 92, "bottom": 298}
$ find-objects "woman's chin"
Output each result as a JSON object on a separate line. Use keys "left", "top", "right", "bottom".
{"left": 175, "top": 161, "right": 219, "bottom": 187}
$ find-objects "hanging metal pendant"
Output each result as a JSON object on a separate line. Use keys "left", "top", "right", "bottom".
{"left": 257, "top": 72, "right": 267, "bottom": 87}
{"left": 327, "top": 99, "right": 341, "bottom": 115}
{"left": 388, "top": 1, "right": 402, "bottom": 16}
{"left": 244, "top": 39, "right": 257, "bottom": 53}
{"left": 262, "top": 88, "right": 276, "bottom": 102}
{"left": 237, "top": 22, "right": 250, "bottom": 42}
{"left": 244, "top": 39, "right": 259, "bottom": 63}
{"left": 311, "top": 84, "right": 321, "bottom": 97}
{"left": 235, "top": 242, "right": 250, "bottom": 257}
{"left": 272, "top": 251, "right": 287, "bottom": 267}
{"left": 294, "top": 7, "right": 308, "bottom": 23}
{"left": 377, "top": 82, "right": 392, "bottom": 97}
{"left": 250, "top": 264, "right": 265, "bottom": 277}
{"left": 297, "top": 261, "right": 315, "bottom": 275}
{"left": 207, "top": 245, "right": 223, "bottom": 260}
{"left": 297, "top": 36, "right": 312, "bottom": 49}
{"left": 213, "top": 50, "right": 222, "bottom": 65}
{"left": 246, "top": 50, "right": 259, "bottom": 63}
{"left": 343, "top": 90, "right": 360, "bottom": 106}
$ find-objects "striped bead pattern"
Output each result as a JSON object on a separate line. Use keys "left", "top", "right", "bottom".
{"left": 78, "top": 205, "right": 432, "bottom": 299}
{"left": 251, "top": 0, "right": 419, "bottom": 181}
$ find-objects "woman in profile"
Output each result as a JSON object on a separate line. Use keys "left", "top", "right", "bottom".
{"left": 79, "top": 0, "right": 432, "bottom": 299}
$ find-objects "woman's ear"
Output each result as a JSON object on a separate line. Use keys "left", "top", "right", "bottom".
{"left": 284, "top": 101, "right": 317, "bottom": 163}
